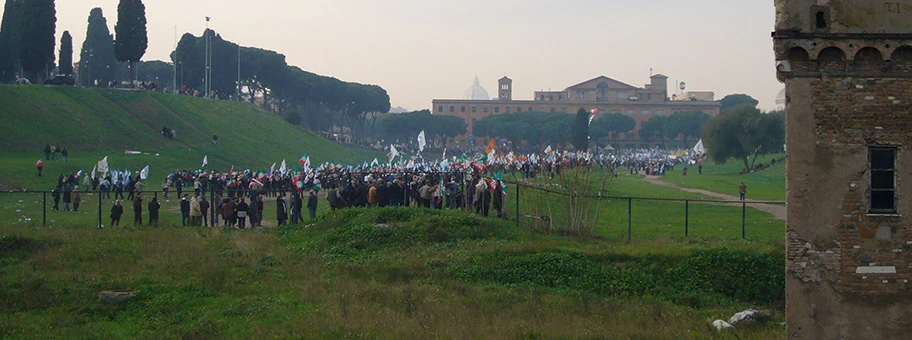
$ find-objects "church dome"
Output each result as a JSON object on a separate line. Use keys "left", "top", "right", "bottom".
{"left": 776, "top": 88, "right": 786, "bottom": 110}
{"left": 464, "top": 75, "right": 490, "bottom": 100}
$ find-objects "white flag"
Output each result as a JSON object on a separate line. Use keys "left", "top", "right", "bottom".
{"left": 693, "top": 139, "right": 706, "bottom": 154}
{"left": 202, "top": 155, "right": 208, "bottom": 168}
{"left": 91, "top": 165, "right": 97, "bottom": 179}
{"left": 371, "top": 158, "right": 379, "bottom": 167}
{"left": 442, "top": 147, "right": 447, "bottom": 161}
{"left": 544, "top": 145, "right": 553, "bottom": 155}
{"left": 417, "top": 131, "right": 426, "bottom": 152}
{"left": 140, "top": 165, "right": 150, "bottom": 180}
{"left": 97, "top": 156, "right": 109, "bottom": 174}
{"left": 279, "top": 159, "right": 287, "bottom": 173}
{"left": 270, "top": 162, "right": 276, "bottom": 174}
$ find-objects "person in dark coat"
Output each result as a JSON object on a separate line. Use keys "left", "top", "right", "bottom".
{"left": 492, "top": 181, "right": 504, "bottom": 218}
{"left": 256, "top": 195, "right": 265, "bottom": 227}
{"left": 199, "top": 196, "right": 210, "bottom": 227}
{"left": 307, "top": 190, "right": 318, "bottom": 220}
{"left": 276, "top": 196, "right": 288, "bottom": 225}
{"left": 236, "top": 198, "right": 249, "bottom": 229}
{"left": 248, "top": 194, "right": 259, "bottom": 228}
{"left": 133, "top": 194, "right": 143, "bottom": 225}
{"left": 110, "top": 200, "right": 124, "bottom": 227}
{"left": 43, "top": 144, "right": 51, "bottom": 161}
{"left": 52, "top": 185, "right": 61, "bottom": 211}
{"left": 180, "top": 194, "right": 190, "bottom": 226}
{"left": 148, "top": 195, "right": 161, "bottom": 226}
{"left": 222, "top": 198, "right": 236, "bottom": 227}
{"left": 291, "top": 193, "right": 303, "bottom": 224}
{"left": 62, "top": 185, "right": 72, "bottom": 211}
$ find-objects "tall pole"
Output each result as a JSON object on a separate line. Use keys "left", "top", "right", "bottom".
{"left": 205, "top": 17, "right": 210, "bottom": 97}
{"left": 172, "top": 26, "right": 177, "bottom": 94}
{"left": 237, "top": 44, "right": 240, "bottom": 101}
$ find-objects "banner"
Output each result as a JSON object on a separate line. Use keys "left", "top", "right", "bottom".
{"left": 417, "top": 131, "right": 426, "bottom": 152}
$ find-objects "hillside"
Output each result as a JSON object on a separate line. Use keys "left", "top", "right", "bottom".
{"left": 0, "top": 85, "right": 381, "bottom": 189}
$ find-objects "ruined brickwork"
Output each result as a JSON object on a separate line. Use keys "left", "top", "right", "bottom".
{"left": 775, "top": 1, "right": 912, "bottom": 338}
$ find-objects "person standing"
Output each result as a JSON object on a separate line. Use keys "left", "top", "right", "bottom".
{"left": 248, "top": 194, "right": 259, "bottom": 227}
{"left": 61, "top": 148, "right": 68, "bottom": 163}
{"left": 110, "top": 200, "right": 123, "bottom": 227}
{"left": 72, "top": 186, "right": 82, "bottom": 212}
{"left": 133, "top": 194, "right": 143, "bottom": 225}
{"left": 291, "top": 192, "right": 302, "bottom": 224}
{"left": 43, "top": 144, "right": 51, "bottom": 161}
{"left": 236, "top": 198, "right": 249, "bottom": 229}
{"left": 276, "top": 195, "right": 288, "bottom": 225}
{"left": 256, "top": 195, "right": 265, "bottom": 227}
{"left": 738, "top": 182, "right": 747, "bottom": 201}
{"left": 51, "top": 185, "right": 61, "bottom": 211}
{"left": 180, "top": 194, "right": 190, "bottom": 226}
{"left": 36, "top": 160, "right": 43, "bottom": 176}
{"left": 148, "top": 194, "right": 161, "bottom": 226}
{"left": 189, "top": 192, "right": 202, "bottom": 226}
{"left": 62, "top": 185, "right": 72, "bottom": 211}
{"left": 199, "top": 196, "right": 210, "bottom": 227}
{"left": 162, "top": 179, "right": 170, "bottom": 198}
{"left": 307, "top": 190, "right": 318, "bottom": 220}
{"left": 83, "top": 173, "right": 92, "bottom": 191}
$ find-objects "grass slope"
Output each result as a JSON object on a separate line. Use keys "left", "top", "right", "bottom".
{"left": 659, "top": 155, "right": 786, "bottom": 201}
{"left": 0, "top": 85, "right": 381, "bottom": 190}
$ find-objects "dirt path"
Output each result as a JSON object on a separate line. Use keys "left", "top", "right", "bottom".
{"left": 641, "top": 175, "right": 786, "bottom": 221}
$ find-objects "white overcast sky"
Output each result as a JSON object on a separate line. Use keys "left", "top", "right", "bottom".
{"left": 3, "top": 0, "right": 782, "bottom": 111}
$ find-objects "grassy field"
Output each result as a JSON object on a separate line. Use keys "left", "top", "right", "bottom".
{"left": 659, "top": 155, "right": 786, "bottom": 201}
{"left": 0, "top": 86, "right": 787, "bottom": 338}
{"left": 0, "top": 208, "right": 784, "bottom": 339}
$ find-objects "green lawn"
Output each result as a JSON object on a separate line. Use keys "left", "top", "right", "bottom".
{"left": 658, "top": 154, "right": 786, "bottom": 201}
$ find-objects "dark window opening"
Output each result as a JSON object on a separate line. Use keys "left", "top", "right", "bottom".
{"left": 816, "top": 11, "right": 826, "bottom": 29}
{"left": 870, "top": 147, "right": 896, "bottom": 213}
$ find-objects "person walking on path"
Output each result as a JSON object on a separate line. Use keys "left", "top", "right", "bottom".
{"left": 738, "top": 182, "right": 747, "bottom": 201}
{"left": 36, "top": 160, "right": 43, "bottom": 176}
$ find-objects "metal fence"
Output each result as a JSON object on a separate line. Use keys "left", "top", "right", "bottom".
{"left": 1, "top": 178, "right": 785, "bottom": 241}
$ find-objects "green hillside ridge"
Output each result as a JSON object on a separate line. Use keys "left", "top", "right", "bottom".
{"left": 0, "top": 85, "right": 381, "bottom": 189}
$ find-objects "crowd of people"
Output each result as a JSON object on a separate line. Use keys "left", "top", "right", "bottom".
{"left": 39, "top": 144, "right": 712, "bottom": 228}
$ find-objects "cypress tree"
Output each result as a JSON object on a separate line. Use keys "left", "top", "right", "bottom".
{"left": 58, "top": 30, "right": 72, "bottom": 75}
{"left": 78, "top": 8, "right": 117, "bottom": 87}
{"left": 0, "top": 0, "right": 25, "bottom": 82}
{"left": 572, "top": 108, "right": 590, "bottom": 152}
{"left": 114, "top": 0, "right": 147, "bottom": 84}
{"left": 18, "top": 0, "right": 56, "bottom": 82}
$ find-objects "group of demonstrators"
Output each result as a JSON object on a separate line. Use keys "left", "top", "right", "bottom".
{"left": 41, "top": 138, "right": 707, "bottom": 228}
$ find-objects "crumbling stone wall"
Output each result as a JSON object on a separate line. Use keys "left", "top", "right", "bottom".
{"left": 775, "top": 0, "right": 912, "bottom": 338}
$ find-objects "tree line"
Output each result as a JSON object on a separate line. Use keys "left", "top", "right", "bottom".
{"left": 0, "top": 0, "right": 147, "bottom": 84}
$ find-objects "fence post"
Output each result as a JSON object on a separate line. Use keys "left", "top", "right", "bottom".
{"left": 685, "top": 200, "right": 689, "bottom": 237}
{"left": 98, "top": 190, "right": 103, "bottom": 228}
{"left": 627, "top": 197, "right": 632, "bottom": 243}
{"left": 742, "top": 201, "right": 746, "bottom": 239}
{"left": 515, "top": 183, "right": 520, "bottom": 228}
{"left": 42, "top": 192, "right": 46, "bottom": 226}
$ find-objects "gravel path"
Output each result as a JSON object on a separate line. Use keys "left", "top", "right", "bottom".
{"left": 641, "top": 175, "right": 786, "bottom": 221}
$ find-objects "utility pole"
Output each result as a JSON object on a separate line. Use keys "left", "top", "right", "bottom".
{"left": 205, "top": 16, "right": 211, "bottom": 97}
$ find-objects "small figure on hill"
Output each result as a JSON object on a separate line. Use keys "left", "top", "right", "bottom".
{"left": 36, "top": 160, "right": 43, "bottom": 176}
{"left": 72, "top": 186, "right": 81, "bottom": 212}
{"left": 276, "top": 195, "right": 287, "bottom": 225}
{"left": 110, "top": 200, "right": 123, "bottom": 227}
{"left": 739, "top": 182, "right": 747, "bottom": 201}
{"left": 236, "top": 198, "right": 249, "bottom": 229}
{"left": 180, "top": 194, "right": 190, "bottom": 226}
{"left": 308, "top": 190, "right": 318, "bottom": 220}
{"left": 52, "top": 185, "right": 61, "bottom": 211}
{"left": 698, "top": 164, "right": 703, "bottom": 175}
{"left": 43, "top": 144, "right": 51, "bottom": 160}
{"left": 200, "top": 196, "right": 210, "bottom": 227}
{"left": 61, "top": 148, "right": 68, "bottom": 163}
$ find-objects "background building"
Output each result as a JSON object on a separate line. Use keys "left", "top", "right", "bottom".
{"left": 432, "top": 74, "right": 720, "bottom": 148}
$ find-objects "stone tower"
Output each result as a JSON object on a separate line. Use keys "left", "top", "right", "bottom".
{"left": 498, "top": 76, "right": 512, "bottom": 101}
{"left": 774, "top": 0, "right": 912, "bottom": 338}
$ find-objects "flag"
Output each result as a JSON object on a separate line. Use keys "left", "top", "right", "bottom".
{"left": 97, "top": 156, "right": 109, "bottom": 174}
{"left": 270, "top": 162, "right": 276, "bottom": 174}
{"left": 693, "top": 139, "right": 706, "bottom": 154}
{"left": 371, "top": 158, "right": 379, "bottom": 167}
{"left": 485, "top": 139, "right": 497, "bottom": 154}
{"left": 417, "top": 131, "right": 426, "bottom": 152}
{"left": 77, "top": 169, "right": 83, "bottom": 177}
{"left": 280, "top": 159, "right": 287, "bottom": 173}
{"left": 389, "top": 144, "right": 400, "bottom": 163}
{"left": 202, "top": 155, "right": 208, "bottom": 168}
{"left": 589, "top": 108, "right": 599, "bottom": 126}
{"left": 442, "top": 148, "right": 447, "bottom": 161}
{"left": 140, "top": 165, "right": 150, "bottom": 180}
{"left": 544, "top": 145, "right": 553, "bottom": 155}
{"left": 91, "top": 165, "right": 97, "bottom": 179}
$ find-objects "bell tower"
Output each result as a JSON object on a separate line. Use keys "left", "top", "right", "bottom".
{"left": 498, "top": 76, "right": 512, "bottom": 101}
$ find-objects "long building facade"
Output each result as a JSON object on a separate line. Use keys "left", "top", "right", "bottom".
{"left": 432, "top": 74, "right": 720, "bottom": 149}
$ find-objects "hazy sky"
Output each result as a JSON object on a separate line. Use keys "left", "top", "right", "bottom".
{"left": 3, "top": 0, "right": 782, "bottom": 111}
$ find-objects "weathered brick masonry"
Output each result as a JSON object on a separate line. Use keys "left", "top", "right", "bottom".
{"left": 775, "top": 0, "right": 912, "bottom": 338}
